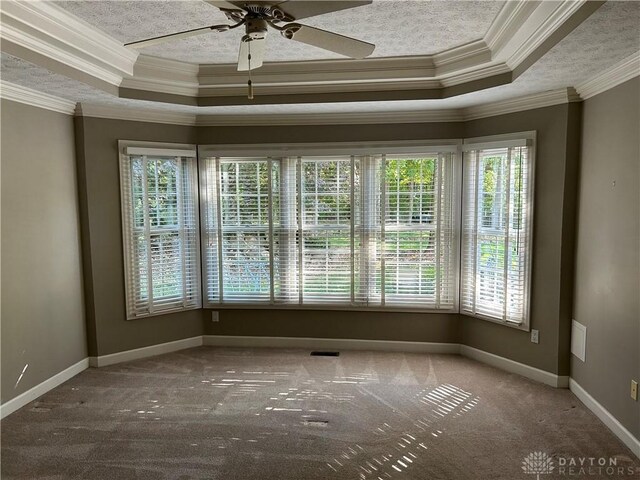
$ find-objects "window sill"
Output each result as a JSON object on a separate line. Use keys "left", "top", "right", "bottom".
{"left": 203, "top": 303, "right": 459, "bottom": 315}
{"left": 459, "top": 311, "right": 530, "bottom": 332}
{"left": 126, "top": 304, "right": 201, "bottom": 321}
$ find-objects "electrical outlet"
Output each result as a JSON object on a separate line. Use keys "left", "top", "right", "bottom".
{"left": 211, "top": 311, "right": 219, "bottom": 322}
{"left": 632, "top": 380, "right": 638, "bottom": 401}
{"left": 530, "top": 329, "right": 539, "bottom": 344}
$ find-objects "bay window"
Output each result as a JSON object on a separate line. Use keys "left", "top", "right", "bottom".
{"left": 120, "top": 136, "right": 534, "bottom": 327}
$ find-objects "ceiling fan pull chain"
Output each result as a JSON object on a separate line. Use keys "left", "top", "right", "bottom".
{"left": 247, "top": 40, "right": 254, "bottom": 100}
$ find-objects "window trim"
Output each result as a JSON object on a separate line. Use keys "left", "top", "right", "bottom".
{"left": 198, "top": 139, "right": 461, "bottom": 159}
{"left": 118, "top": 140, "right": 202, "bottom": 320}
{"left": 460, "top": 131, "right": 536, "bottom": 331}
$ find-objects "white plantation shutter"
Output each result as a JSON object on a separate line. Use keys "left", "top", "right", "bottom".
{"left": 382, "top": 154, "right": 457, "bottom": 308}
{"left": 355, "top": 156, "right": 382, "bottom": 305}
{"left": 201, "top": 156, "right": 221, "bottom": 304}
{"left": 275, "top": 157, "right": 299, "bottom": 303}
{"left": 461, "top": 142, "right": 533, "bottom": 326}
{"left": 300, "top": 156, "right": 354, "bottom": 303}
{"left": 203, "top": 158, "right": 279, "bottom": 303}
{"left": 120, "top": 150, "right": 200, "bottom": 319}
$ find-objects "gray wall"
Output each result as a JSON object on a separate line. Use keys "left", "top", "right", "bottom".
{"left": 76, "top": 105, "right": 579, "bottom": 377}
{"left": 206, "top": 310, "right": 459, "bottom": 344}
{"left": 461, "top": 104, "right": 582, "bottom": 376}
{"left": 571, "top": 78, "right": 640, "bottom": 437}
{"left": 1, "top": 100, "right": 87, "bottom": 404}
{"left": 74, "top": 117, "right": 204, "bottom": 356}
{"left": 198, "top": 122, "right": 465, "bottom": 343}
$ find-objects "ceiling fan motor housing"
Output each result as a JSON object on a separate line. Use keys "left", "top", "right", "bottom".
{"left": 245, "top": 17, "right": 268, "bottom": 39}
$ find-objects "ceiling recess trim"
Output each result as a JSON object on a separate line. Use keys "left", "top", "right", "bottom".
{"left": 0, "top": 80, "right": 77, "bottom": 114}
{"left": 67, "top": 87, "right": 580, "bottom": 126}
{"left": 75, "top": 103, "right": 195, "bottom": 126}
{"left": 576, "top": 53, "right": 640, "bottom": 100}
{"left": 494, "top": 0, "right": 590, "bottom": 68}
{"left": 464, "top": 87, "right": 580, "bottom": 121}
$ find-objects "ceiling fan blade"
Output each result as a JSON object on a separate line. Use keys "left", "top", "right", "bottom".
{"left": 238, "top": 35, "right": 266, "bottom": 71}
{"left": 204, "top": 0, "right": 246, "bottom": 11}
{"left": 125, "top": 24, "right": 228, "bottom": 49}
{"left": 276, "top": 1, "right": 372, "bottom": 20}
{"left": 282, "top": 24, "right": 374, "bottom": 59}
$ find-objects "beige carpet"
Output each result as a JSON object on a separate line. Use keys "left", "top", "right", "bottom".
{"left": 1, "top": 347, "right": 638, "bottom": 479}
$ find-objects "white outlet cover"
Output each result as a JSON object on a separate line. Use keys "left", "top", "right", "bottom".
{"left": 530, "top": 329, "right": 539, "bottom": 344}
{"left": 571, "top": 319, "right": 587, "bottom": 362}
{"left": 211, "top": 311, "right": 219, "bottom": 322}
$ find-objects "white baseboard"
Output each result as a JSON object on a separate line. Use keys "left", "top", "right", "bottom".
{"left": 89, "top": 336, "right": 203, "bottom": 367}
{"left": 569, "top": 379, "right": 640, "bottom": 459}
{"left": 459, "top": 345, "right": 569, "bottom": 388}
{"left": 0, "top": 358, "right": 89, "bottom": 419}
{"left": 202, "top": 335, "right": 461, "bottom": 354}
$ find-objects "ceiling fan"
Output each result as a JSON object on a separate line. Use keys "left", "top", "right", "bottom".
{"left": 125, "top": 0, "right": 375, "bottom": 72}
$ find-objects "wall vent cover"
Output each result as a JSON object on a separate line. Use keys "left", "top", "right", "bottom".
{"left": 303, "top": 420, "right": 329, "bottom": 427}
{"left": 310, "top": 351, "right": 339, "bottom": 357}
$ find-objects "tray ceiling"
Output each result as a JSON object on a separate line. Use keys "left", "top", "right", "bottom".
{"left": 1, "top": 1, "right": 639, "bottom": 121}
{"left": 54, "top": 0, "right": 505, "bottom": 63}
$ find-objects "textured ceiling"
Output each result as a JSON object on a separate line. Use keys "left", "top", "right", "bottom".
{"left": 54, "top": 0, "right": 505, "bottom": 63}
{"left": 2, "top": 1, "right": 640, "bottom": 116}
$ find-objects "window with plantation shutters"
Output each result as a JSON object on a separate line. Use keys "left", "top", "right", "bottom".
{"left": 200, "top": 147, "right": 459, "bottom": 311}
{"left": 119, "top": 145, "right": 201, "bottom": 319}
{"left": 461, "top": 136, "right": 534, "bottom": 327}
{"left": 202, "top": 157, "right": 279, "bottom": 303}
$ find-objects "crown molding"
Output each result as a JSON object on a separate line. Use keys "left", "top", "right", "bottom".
{"left": 0, "top": 0, "right": 137, "bottom": 86}
{"left": 75, "top": 103, "right": 195, "bottom": 125}
{"left": 195, "top": 109, "right": 466, "bottom": 126}
{"left": 464, "top": 87, "right": 580, "bottom": 121}
{"left": 576, "top": 53, "right": 640, "bottom": 100}
{"left": 432, "top": 40, "right": 491, "bottom": 76}
{"left": 198, "top": 56, "right": 437, "bottom": 86}
{"left": 494, "top": 0, "right": 590, "bottom": 68}
{"left": 74, "top": 87, "right": 580, "bottom": 127}
{"left": 198, "top": 79, "right": 443, "bottom": 98}
{"left": 439, "top": 63, "right": 512, "bottom": 88}
{"left": 0, "top": 81, "right": 76, "bottom": 114}
{"left": 485, "top": 0, "right": 539, "bottom": 55}
{"left": 120, "top": 55, "right": 200, "bottom": 96}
